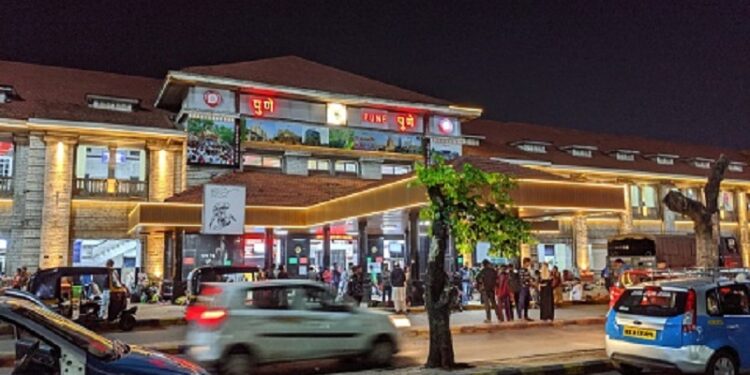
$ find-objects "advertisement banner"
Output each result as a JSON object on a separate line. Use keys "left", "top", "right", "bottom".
{"left": 202, "top": 184, "right": 246, "bottom": 235}
{"left": 244, "top": 118, "right": 422, "bottom": 154}
{"left": 187, "top": 118, "right": 238, "bottom": 166}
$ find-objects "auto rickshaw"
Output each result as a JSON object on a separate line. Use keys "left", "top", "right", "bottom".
{"left": 27, "top": 267, "right": 137, "bottom": 331}
{"left": 185, "top": 265, "right": 260, "bottom": 301}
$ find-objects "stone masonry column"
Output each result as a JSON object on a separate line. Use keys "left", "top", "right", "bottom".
{"left": 39, "top": 135, "right": 77, "bottom": 269}
{"left": 573, "top": 214, "right": 590, "bottom": 271}
{"left": 145, "top": 233, "right": 165, "bottom": 279}
{"left": 660, "top": 183, "right": 676, "bottom": 233}
{"left": 736, "top": 190, "right": 750, "bottom": 266}
{"left": 619, "top": 184, "right": 633, "bottom": 234}
{"left": 147, "top": 142, "right": 176, "bottom": 202}
{"left": 8, "top": 134, "right": 42, "bottom": 272}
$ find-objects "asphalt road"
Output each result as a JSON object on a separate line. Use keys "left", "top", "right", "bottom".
{"left": 0, "top": 323, "right": 606, "bottom": 374}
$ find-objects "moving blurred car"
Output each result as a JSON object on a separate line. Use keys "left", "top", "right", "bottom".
{"left": 185, "top": 280, "right": 399, "bottom": 375}
{"left": 0, "top": 296, "right": 207, "bottom": 375}
{"left": 606, "top": 278, "right": 750, "bottom": 374}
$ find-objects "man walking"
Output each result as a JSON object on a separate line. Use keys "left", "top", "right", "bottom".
{"left": 391, "top": 262, "right": 407, "bottom": 313}
{"left": 517, "top": 257, "right": 533, "bottom": 321}
{"left": 460, "top": 265, "right": 471, "bottom": 306}
{"left": 477, "top": 259, "right": 501, "bottom": 323}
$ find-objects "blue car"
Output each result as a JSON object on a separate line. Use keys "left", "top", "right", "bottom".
{"left": 0, "top": 296, "right": 207, "bottom": 375}
{"left": 606, "top": 278, "right": 750, "bottom": 375}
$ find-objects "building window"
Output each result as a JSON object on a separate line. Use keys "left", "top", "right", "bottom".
{"left": 560, "top": 145, "right": 596, "bottom": 158}
{"left": 693, "top": 160, "right": 711, "bottom": 169}
{"left": 86, "top": 94, "right": 139, "bottom": 112}
{"left": 308, "top": 159, "right": 331, "bottom": 172}
{"left": 719, "top": 191, "right": 736, "bottom": 221}
{"left": 515, "top": 142, "right": 548, "bottom": 154}
{"left": 243, "top": 154, "right": 281, "bottom": 169}
{"left": 656, "top": 155, "right": 675, "bottom": 165}
{"left": 335, "top": 160, "right": 358, "bottom": 174}
{"left": 570, "top": 149, "right": 593, "bottom": 158}
{"left": 612, "top": 150, "right": 639, "bottom": 162}
{"left": 630, "top": 184, "right": 659, "bottom": 219}
{"left": 74, "top": 145, "right": 147, "bottom": 198}
{"left": 382, "top": 164, "right": 412, "bottom": 175}
{"left": 729, "top": 163, "right": 745, "bottom": 173}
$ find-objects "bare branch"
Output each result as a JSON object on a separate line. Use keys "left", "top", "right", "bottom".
{"left": 663, "top": 191, "right": 705, "bottom": 222}
{"left": 704, "top": 154, "right": 729, "bottom": 214}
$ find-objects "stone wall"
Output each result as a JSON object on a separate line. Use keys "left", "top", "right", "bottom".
{"left": 145, "top": 233, "right": 165, "bottom": 279}
{"left": 70, "top": 202, "right": 135, "bottom": 240}
{"left": 8, "top": 135, "right": 46, "bottom": 271}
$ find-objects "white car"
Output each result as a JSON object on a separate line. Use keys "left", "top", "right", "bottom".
{"left": 184, "top": 280, "right": 399, "bottom": 375}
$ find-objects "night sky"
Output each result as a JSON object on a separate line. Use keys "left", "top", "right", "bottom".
{"left": 1, "top": 1, "right": 748, "bottom": 149}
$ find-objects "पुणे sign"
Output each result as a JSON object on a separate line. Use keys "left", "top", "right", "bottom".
{"left": 202, "top": 184, "right": 246, "bottom": 235}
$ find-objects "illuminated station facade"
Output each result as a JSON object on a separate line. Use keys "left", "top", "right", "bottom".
{"left": 0, "top": 56, "right": 746, "bottom": 286}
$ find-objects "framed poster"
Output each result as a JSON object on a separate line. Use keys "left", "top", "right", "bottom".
{"left": 202, "top": 184, "right": 246, "bottom": 235}
{"left": 187, "top": 118, "right": 239, "bottom": 167}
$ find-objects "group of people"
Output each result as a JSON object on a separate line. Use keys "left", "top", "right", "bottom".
{"left": 470, "top": 258, "right": 563, "bottom": 323}
{"left": 10, "top": 267, "right": 30, "bottom": 290}
{"left": 263, "top": 262, "right": 410, "bottom": 313}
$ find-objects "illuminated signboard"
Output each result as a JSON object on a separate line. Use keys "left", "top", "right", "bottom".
{"left": 249, "top": 96, "right": 275, "bottom": 117}
{"left": 361, "top": 110, "right": 388, "bottom": 125}
{"left": 203, "top": 90, "right": 223, "bottom": 108}
{"left": 396, "top": 113, "right": 417, "bottom": 132}
{"left": 327, "top": 103, "right": 348, "bottom": 125}
{"left": 438, "top": 118, "right": 454, "bottom": 134}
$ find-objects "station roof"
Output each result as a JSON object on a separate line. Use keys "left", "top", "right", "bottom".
{"left": 463, "top": 119, "right": 750, "bottom": 181}
{"left": 180, "top": 56, "right": 451, "bottom": 106}
{"left": 0, "top": 60, "right": 175, "bottom": 130}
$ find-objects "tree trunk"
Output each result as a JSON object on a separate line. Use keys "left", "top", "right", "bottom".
{"left": 425, "top": 187, "right": 455, "bottom": 369}
{"left": 662, "top": 154, "right": 728, "bottom": 268}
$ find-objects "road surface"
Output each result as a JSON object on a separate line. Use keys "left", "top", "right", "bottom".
{"left": 1, "top": 323, "right": 606, "bottom": 374}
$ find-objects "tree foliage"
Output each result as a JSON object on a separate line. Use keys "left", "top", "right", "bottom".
{"left": 415, "top": 158, "right": 531, "bottom": 259}
{"left": 414, "top": 157, "right": 531, "bottom": 369}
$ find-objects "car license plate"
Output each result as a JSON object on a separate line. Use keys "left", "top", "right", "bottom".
{"left": 623, "top": 326, "right": 657, "bottom": 340}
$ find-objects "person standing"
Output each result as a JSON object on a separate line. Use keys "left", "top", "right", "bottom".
{"left": 495, "top": 265, "right": 513, "bottom": 322}
{"left": 381, "top": 263, "right": 392, "bottom": 305}
{"left": 539, "top": 263, "right": 555, "bottom": 321}
{"left": 102, "top": 259, "right": 121, "bottom": 320}
{"left": 459, "top": 266, "right": 471, "bottom": 306}
{"left": 518, "top": 258, "right": 533, "bottom": 321}
{"left": 507, "top": 264, "right": 521, "bottom": 320}
{"left": 552, "top": 266, "right": 563, "bottom": 306}
{"left": 332, "top": 263, "right": 341, "bottom": 290}
{"left": 477, "top": 259, "right": 500, "bottom": 323}
{"left": 11, "top": 268, "right": 22, "bottom": 289}
{"left": 391, "top": 262, "right": 407, "bottom": 313}
{"left": 348, "top": 266, "right": 365, "bottom": 306}
{"left": 277, "top": 265, "right": 289, "bottom": 279}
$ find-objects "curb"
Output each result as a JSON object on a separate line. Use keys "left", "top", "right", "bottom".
{"left": 401, "top": 317, "right": 605, "bottom": 338}
{"left": 489, "top": 359, "right": 612, "bottom": 375}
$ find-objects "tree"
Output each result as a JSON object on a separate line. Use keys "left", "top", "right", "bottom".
{"left": 415, "top": 158, "right": 530, "bottom": 369}
{"left": 663, "top": 154, "right": 729, "bottom": 268}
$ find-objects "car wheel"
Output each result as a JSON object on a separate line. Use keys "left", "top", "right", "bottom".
{"left": 221, "top": 351, "right": 257, "bottom": 375}
{"left": 615, "top": 363, "right": 642, "bottom": 375}
{"left": 707, "top": 351, "right": 738, "bottom": 375}
{"left": 118, "top": 313, "right": 136, "bottom": 331}
{"left": 367, "top": 339, "right": 394, "bottom": 367}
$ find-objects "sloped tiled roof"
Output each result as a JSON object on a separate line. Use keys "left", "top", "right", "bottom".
{"left": 450, "top": 155, "right": 564, "bottom": 180}
{"left": 181, "top": 56, "right": 450, "bottom": 106}
{"left": 463, "top": 120, "right": 750, "bottom": 180}
{"left": 167, "top": 169, "right": 414, "bottom": 206}
{"left": 0, "top": 60, "right": 175, "bottom": 129}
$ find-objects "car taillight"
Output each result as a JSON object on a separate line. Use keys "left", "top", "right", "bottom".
{"left": 200, "top": 285, "right": 222, "bottom": 296}
{"left": 185, "top": 305, "right": 228, "bottom": 329}
{"left": 683, "top": 289, "right": 697, "bottom": 333}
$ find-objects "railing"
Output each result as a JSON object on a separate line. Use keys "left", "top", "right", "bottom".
{"left": 0, "top": 176, "right": 12, "bottom": 196}
{"left": 74, "top": 178, "right": 147, "bottom": 200}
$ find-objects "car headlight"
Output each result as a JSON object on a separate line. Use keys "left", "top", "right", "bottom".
{"left": 388, "top": 315, "right": 411, "bottom": 328}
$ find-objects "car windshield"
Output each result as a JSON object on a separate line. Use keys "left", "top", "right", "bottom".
{"left": 614, "top": 288, "right": 687, "bottom": 317}
{"left": 8, "top": 299, "right": 120, "bottom": 359}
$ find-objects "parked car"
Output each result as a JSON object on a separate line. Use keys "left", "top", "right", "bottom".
{"left": 0, "top": 296, "right": 207, "bottom": 375}
{"left": 185, "top": 280, "right": 399, "bottom": 375}
{"left": 606, "top": 277, "right": 750, "bottom": 374}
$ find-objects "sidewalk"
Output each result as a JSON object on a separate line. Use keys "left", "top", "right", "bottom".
{"left": 131, "top": 302, "right": 608, "bottom": 334}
